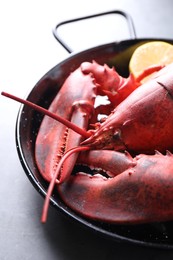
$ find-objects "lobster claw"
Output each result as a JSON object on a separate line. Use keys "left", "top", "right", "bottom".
{"left": 81, "top": 61, "right": 163, "bottom": 106}
{"left": 35, "top": 66, "right": 96, "bottom": 183}
{"left": 57, "top": 152, "right": 173, "bottom": 224}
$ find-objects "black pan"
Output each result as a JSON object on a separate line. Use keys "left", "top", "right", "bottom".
{"left": 15, "top": 10, "right": 173, "bottom": 249}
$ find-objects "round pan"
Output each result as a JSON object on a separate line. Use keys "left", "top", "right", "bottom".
{"left": 16, "top": 38, "right": 173, "bottom": 249}
{"left": 15, "top": 11, "right": 173, "bottom": 249}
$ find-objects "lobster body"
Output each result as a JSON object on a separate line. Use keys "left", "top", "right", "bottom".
{"left": 3, "top": 60, "right": 173, "bottom": 224}
{"left": 34, "top": 61, "right": 173, "bottom": 223}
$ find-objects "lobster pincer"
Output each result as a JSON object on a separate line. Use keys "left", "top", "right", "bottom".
{"left": 35, "top": 66, "right": 96, "bottom": 183}
{"left": 81, "top": 60, "right": 163, "bottom": 107}
{"left": 58, "top": 151, "right": 173, "bottom": 224}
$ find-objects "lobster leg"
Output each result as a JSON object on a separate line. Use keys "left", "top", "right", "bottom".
{"left": 58, "top": 151, "right": 173, "bottom": 224}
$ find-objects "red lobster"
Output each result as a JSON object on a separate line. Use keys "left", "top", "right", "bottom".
{"left": 2, "top": 61, "right": 173, "bottom": 224}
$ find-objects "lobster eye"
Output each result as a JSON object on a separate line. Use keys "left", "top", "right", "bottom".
{"left": 113, "top": 130, "right": 121, "bottom": 140}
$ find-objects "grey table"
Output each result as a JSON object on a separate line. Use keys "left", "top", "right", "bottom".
{"left": 1, "top": 0, "right": 173, "bottom": 259}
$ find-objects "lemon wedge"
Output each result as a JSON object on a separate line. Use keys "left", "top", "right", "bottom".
{"left": 129, "top": 41, "right": 173, "bottom": 79}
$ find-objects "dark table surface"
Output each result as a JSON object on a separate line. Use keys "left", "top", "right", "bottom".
{"left": 1, "top": 0, "right": 173, "bottom": 259}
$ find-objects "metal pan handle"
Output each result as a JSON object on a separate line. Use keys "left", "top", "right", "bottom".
{"left": 53, "top": 10, "right": 136, "bottom": 53}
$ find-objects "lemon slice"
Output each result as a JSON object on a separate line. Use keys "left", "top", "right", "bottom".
{"left": 129, "top": 41, "right": 173, "bottom": 79}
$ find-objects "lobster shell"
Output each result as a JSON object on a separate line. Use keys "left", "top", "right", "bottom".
{"left": 16, "top": 38, "right": 173, "bottom": 248}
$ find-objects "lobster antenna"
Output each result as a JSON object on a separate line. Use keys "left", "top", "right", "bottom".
{"left": 41, "top": 145, "right": 90, "bottom": 223}
{"left": 1, "top": 92, "right": 90, "bottom": 138}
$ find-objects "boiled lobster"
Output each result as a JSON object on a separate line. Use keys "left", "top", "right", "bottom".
{"left": 2, "top": 60, "right": 173, "bottom": 225}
